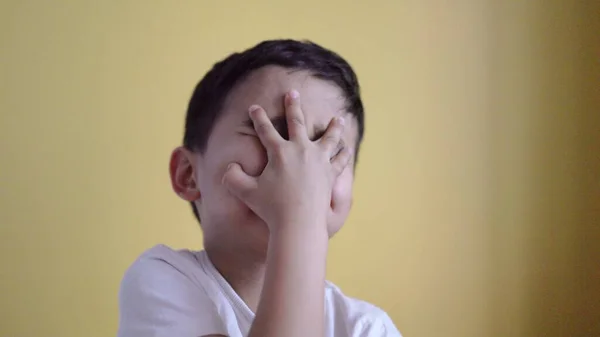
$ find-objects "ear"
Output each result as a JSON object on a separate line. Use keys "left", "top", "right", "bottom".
{"left": 169, "top": 146, "right": 201, "bottom": 202}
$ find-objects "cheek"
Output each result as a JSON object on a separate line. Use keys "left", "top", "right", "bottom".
{"left": 327, "top": 170, "right": 354, "bottom": 236}
{"left": 198, "top": 138, "right": 267, "bottom": 222}
{"left": 238, "top": 137, "right": 267, "bottom": 176}
{"left": 198, "top": 137, "right": 266, "bottom": 194}
{"left": 331, "top": 169, "right": 354, "bottom": 211}
{"left": 208, "top": 137, "right": 267, "bottom": 180}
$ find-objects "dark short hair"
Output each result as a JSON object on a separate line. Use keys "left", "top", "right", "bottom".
{"left": 183, "top": 39, "right": 364, "bottom": 222}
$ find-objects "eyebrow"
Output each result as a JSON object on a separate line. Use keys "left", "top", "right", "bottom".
{"left": 242, "top": 115, "right": 329, "bottom": 141}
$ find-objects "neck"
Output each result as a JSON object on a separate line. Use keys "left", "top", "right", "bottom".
{"left": 205, "top": 246, "right": 266, "bottom": 313}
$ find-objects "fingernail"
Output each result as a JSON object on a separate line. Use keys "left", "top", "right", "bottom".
{"left": 289, "top": 90, "right": 299, "bottom": 99}
{"left": 249, "top": 105, "right": 261, "bottom": 114}
{"left": 337, "top": 116, "right": 345, "bottom": 125}
{"left": 226, "top": 163, "right": 234, "bottom": 170}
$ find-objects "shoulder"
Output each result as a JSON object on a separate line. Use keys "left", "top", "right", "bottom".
{"left": 130, "top": 244, "right": 200, "bottom": 271}
{"left": 120, "top": 244, "right": 206, "bottom": 296}
{"left": 325, "top": 282, "right": 402, "bottom": 337}
{"left": 118, "top": 245, "right": 227, "bottom": 337}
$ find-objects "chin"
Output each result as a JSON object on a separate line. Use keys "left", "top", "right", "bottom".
{"left": 233, "top": 211, "right": 270, "bottom": 254}
{"left": 238, "top": 208, "right": 266, "bottom": 228}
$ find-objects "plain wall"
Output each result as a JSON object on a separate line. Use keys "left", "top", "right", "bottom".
{"left": 1, "top": 1, "right": 598, "bottom": 336}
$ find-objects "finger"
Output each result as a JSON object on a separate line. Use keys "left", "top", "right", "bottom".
{"left": 285, "top": 90, "right": 308, "bottom": 141}
{"left": 318, "top": 116, "right": 345, "bottom": 154}
{"left": 330, "top": 146, "right": 352, "bottom": 176}
{"left": 249, "top": 105, "right": 283, "bottom": 149}
{"left": 222, "top": 163, "right": 257, "bottom": 202}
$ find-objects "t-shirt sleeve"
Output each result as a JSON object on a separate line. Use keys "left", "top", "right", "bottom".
{"left": 357, "top": 312, "right": 403, "bottom": 337}
{"left": 117, "top": 253, "right": 227, "bottom": 337}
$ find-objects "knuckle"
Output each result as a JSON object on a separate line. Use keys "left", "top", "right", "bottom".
{"left": 255, "top": 122, "right": 271, "bottom": 135}
{"left": 298, "top": 147, "right": 310, "bottom": 159}
{"left": 333, "top": 124, "right": 344, "bottom": 135}
{"left": 323, "top": 133, "right": 339, "bottom": 145}
{"left": 271, "top": 142, "right": 285, "bottom": 155}
{"left": 326, "top": 126, "right": 342, "bottom": 138}
{"left": 289, "top": 116, "right": 304, "bottom": 127}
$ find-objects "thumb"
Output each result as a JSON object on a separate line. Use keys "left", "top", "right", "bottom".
{"left": 222, "top": 163, "right": 257, "bottom": 201}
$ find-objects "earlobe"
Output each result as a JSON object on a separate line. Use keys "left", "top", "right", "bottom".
{"left": 169, "top": 146, "right": 201, "bottom": 201}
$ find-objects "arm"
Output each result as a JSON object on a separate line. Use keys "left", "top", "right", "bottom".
{"left": 248, "top": 224, "right": 329, "bottom": 337}
{"left": 223, "top": 90, "right": 350, "bottom": 337}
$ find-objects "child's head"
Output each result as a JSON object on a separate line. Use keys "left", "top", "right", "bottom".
{"left": 170, "top": 39, "right": 363, "bottom": 256}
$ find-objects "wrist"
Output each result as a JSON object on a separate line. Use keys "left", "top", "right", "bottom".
{"left": 270, "top": 217, "right": 329, "bottom": 244}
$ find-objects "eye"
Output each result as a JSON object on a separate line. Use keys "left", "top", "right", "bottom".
{"left": 270, "top": 121, "right": 289, "bottom": 140}
{"left": 277, "top": 127, "right": 289, "bottom": 141}
{"left": 240, "top": 131, "right": 258, "bottom": 138}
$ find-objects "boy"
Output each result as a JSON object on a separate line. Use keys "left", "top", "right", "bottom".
{"left": 117, "top": 39, "right": 401, "bottom": 337}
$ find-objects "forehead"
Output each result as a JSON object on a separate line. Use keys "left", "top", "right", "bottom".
{"left": 220, "top": 66, "right": 356, "bottom": 136}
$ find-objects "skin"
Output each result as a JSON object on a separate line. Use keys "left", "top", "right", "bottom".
{"left": 169, "top": 65, "right": 359, "bottom": 337}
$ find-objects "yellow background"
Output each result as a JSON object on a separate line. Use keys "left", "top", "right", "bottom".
{"left": 1, "top": 1, "right": 598, "bottom": 336}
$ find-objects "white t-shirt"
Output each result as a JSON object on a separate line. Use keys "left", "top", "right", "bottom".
{"left": 117, "top": 245, "right": 401, "bottom": 337}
